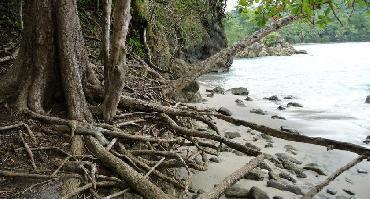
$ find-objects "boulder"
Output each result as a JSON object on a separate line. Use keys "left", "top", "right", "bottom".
{"left": 366, "top": 95, "right": 370, "bottom": 103}
{"left": 225, "top": 131, "right": 241, "bottom": 139}
{"left": 218, "top": 107, "right": 232, "bottom": 116}
{"left": 247, "top": 186, "right": 270, "bottom": 199}
{"left": 280, "top": 126, "right": 300, "bottom": 135}
{"left": 279, "top": 172, "right": 296, "bottom": 183}
{"left": 277, "top": 105, "right": 286, "bottom": 110}
{"left": 264, "top": 95, "right": 281, "bottom": 101}
{"left": 230, "top": 87, "right": 249, "bottom": 95}
{"left": 244, "top": 168, "right": 266, "bottom": 181}
{"left": 250, "top": 109, "right": 267, "bottom": 115}
{"left": 303, "top": 163, "right": 326, "bottom": 176}
{"left": 271, "top": 115, "right": 286, "bottom": 120}
{"left": 267, "top": 180, "right": 303, "bottom": 195}
{"left": 235, "top": 99, "right": 246, "bottom": 106}
{"left": 225, "top": 186, "right": 249, "bottom": 198}
{"left": 287, "top": 102, "right": 303, "bottom": 108}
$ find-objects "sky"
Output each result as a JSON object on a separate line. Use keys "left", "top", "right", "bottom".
{"left": 226, "top": 0, "right": 238, "bottom": 12}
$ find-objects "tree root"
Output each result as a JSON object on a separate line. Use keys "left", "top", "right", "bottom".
{"left": 18, "top": 131, "right": 37, "bottom": 171}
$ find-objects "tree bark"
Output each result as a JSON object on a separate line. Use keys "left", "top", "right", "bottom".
{"left": 101, "top": 0, "right": 132, "bottom": 122}
{"left": 102, "top": 0, "right": 112, "bottom": 92}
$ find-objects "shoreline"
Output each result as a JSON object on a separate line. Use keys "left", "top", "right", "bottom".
{"left": 188, "top": 83, "right": 370, "bottom": 199}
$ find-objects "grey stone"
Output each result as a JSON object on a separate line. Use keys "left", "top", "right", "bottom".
{"left": 244, "top": 168, "right": 265, "bottom": 181}
{"left": 365, "top": 95, "right": 370, "bottom": 103}
{"left": 287, "top": 102, "right": 303, "bottom": 108}
{"left": 271, "top": 115, "right": 286, "bottom": 120}
{"left": 357, "top": 168, "right": 368, "bottom": 174}
{"left": 295, "top": 49, "right": 308, "bottom": 54}
{"left": 213, "top": 86, "right": 225, "bottom": 94}
{"left": 233, "top": 150, "right": 244, "bottom": 156}
{"left": 273, "top": 196, "right": 284, "bottom": 199}
{"left": 197, "top": 189, "right": 206, "bottom": 194}
{"left": 230, "top": 87, "right": 249, "bottom": 96}
{"left": 303, "top": 163, "right": 326, "bottom": 176}
{"left": 245, "top": 142, "right": 261, "bottom": 151}
{"left": 267, "top": 180, "right": 303, "bottom": 195}
{"left": 218, "top": 107, "right": 232, "bottom": 116}
{"left": 247, "top": 186, "right": 270, "bottom": 199}
{"left": 279, "top": 172, "right": 296, "bottom": 183}
{"left": 206, "top": 92, "right": 214, "bottom": 98}
{"left": 209, "top": 157, "right": 220, "bottom": 163}
{"left": 343, "top": 189, "right": 355, "bottom": 195}
{"left": 250, "top": 109, "right": 267, "bottom": 115}
{"left": 225, "top": 131, "right": 241, "bottom": 139}
{"left": 221, "top": 145, "right": 233, "bottom": 152}
{"left": 261, "top": 134, "right": 273, "bottom": 142}
{"left": 225, "top": 186, "right": 249, "bottom": 198}
{"left": 245, "top": 96, "right": 254, "bottom": 101}
{"left": 280, "top": 126, "right": 300, "bottom": 135}
{"left": 235, "top": 99, "right": 246, "bottom": 106}
{"left": 276, "top": 153, "right": 302, "bottom": 165}
{"left": 327, "top": 188, "right": 337, "bottom": 195}
{"left": 283, "top": 95, "right": 296, "bottom": 99}
{"left": 268, "top": 170, "right": 279, "bottom": 180}
{"left": 264, "top": 95, "right": 281, "bottom": 101}
{"left": 258, "top": 162, "right": 273, "bottom": 171}
{"left": 284, "top": 145, "right": 298, "bottom": 155}
{"left": 277, "top": 106, "right": 286, "bottom": 110}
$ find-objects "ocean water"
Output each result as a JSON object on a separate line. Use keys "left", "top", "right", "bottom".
{"left": 198, "top": 42, "right": 370, "bottom": 145}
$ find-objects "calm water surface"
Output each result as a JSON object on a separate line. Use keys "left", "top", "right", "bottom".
{"left": 198, "top": 42, "right": 370, "bottom": 145}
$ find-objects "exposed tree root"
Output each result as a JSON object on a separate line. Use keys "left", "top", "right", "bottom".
{"left": 197, "top": 154, "right": 266, "bottom": 199}
{"left": 303, "top": 156, "right": 365, "bottom": 199}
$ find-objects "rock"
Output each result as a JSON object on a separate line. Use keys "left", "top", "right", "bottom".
{"left": 218, "top": 107, "right": 232, "bottom": 116}
{"left": 230, "top": 87, "right": 249, "bottom": 95}
{"left": 271, "top": 115, "right": 286, "bottom": 120}
{"left": 235, "top": 99, "right": 246, "bottom": 106}
{"left": 233, "top": 150, "right": 244, "bottom": 156}
{"left": 245, "top": 96, "right": 254, "bottom": 101}
{"left": 363, "top": 135, "right": 370, "bottom": 144}
{"left": 277, "top": 106, "right": 286, "bottom": 110}
{"left": 245, "top": 168, "right": 265, "bottom": 181}
{"left": 197, "top": 189, "right": 206, "bottom": 194}
{"left": 327, "top": 188, "right": 337, "bottom": 195}
{"left": 267, "top": 180, "right": 303, "bottom": 195}
{"left": 295, "top": 49, "right": 308, "bottom": 54}
{"left": 366, "top": 95, "right": 370, "bottom": 103}
{"left": 247, "top": 186, "right": 269, "bottom": 199}
{"left": 206, "top": 92, "right": 214, "bottom": 98}
{"left": 265, "top": 143, "right": 273, "bottom": 148}
{"left": 287, "top": 102, "right": 303, "bottom": 108}
{"left": 284, "top": 145, "right": 298, "bottom": 155}
{"left": 280, "top": 126, "right": 300, "bottom": 135}
{"left": 276, "top": 153, "right": 302, "bottom": 165}
{"left": 357, "top": 168, "right": 368, "bottom": 174}
{"left": 212, "top": 86, "right": 225, "bottom": 94}
{"left": 245, "top": 142, "right": 261, "bottom": 151}
{"left": 279, "top": 172, "right": 296, "bottom": 183}
{"left": 250, "top": 109, "right": 267, "bottom": 115}
{"left": 283, "top": 95, "right": 296, "bottom": 99}
{"left": 224, "top": 186, "right": 249, "bottom": 198}
{"left": 209, "top": 157, "right": 220, "bottom": 163}
{"left": 264, "top": 95, "right": 281, "bottom": 101}
{"left": 343, "top": 189, "right": 355, "bottom": 195}
{"left": 261, "top": 134, "right": 273, "bottom": 142}
{"left": 258, "top": 162, "right": 273, "bottom": 171}
{"left": 273, "top": 196, "right": 284, "bottom": 199}
{"left": 220, "top": 145, "right": 233, "bottom": 152}
{"left": 268, "top": 170, "right": 279, "bottom": 180}
{"left": 335, "top": 195, "right": 350, "bottom": 199}
{"left": 303, "top": 163, "right": 326, "bottom": 176}
{"left": 225, "top": 131, "right": 241, "bottom": 139}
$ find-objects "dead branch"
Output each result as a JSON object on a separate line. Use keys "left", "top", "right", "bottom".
{"left": 18, "top": 131, "right": 37, "bottom": 171}
{"left": 86, "top": 136, "right": 173, "bottom": 199}
{"left": 62, "top": 181, "right": 119, "bottom": 199}
{"left": 197, "top": 155, "right": 265, "bottom": 199}
{"left": 303, "top": 156, "right": 365, "bottom": 199}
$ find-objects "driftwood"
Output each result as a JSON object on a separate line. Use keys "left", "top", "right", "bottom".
{"left": 197, "top": 155, "right": 265, "bottom": 199}
{"left": 303, "top": 156, "right": 365, "bottom": 199}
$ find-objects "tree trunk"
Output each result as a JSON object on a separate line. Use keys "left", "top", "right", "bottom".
{"left": 101, "top": 0, "right": 132, "bottom": 122}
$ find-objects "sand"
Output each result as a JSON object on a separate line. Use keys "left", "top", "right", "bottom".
{"left": 188, "top": 83, "right": 370, "bottom": 199}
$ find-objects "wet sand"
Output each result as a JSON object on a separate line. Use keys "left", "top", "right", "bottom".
{"left": 189, "top": 84, "right": 370, "bottom": 199}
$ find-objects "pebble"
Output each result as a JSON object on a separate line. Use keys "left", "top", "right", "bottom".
{"left": 327, "top": 188, "right": 337, "bottom": 195}
{"left": 224, "top": 131, "right": 241, "bottom": 139}
{"left": 224, "top": 186, "right": 249, "bottom": 198}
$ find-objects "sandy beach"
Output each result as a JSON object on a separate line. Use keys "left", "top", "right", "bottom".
{"left": 188, "top": 83, "right": 370, "bottom": 199}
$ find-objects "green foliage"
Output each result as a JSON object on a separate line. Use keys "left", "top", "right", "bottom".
{"left": 262, "top": 32, "right": 283, "bottom": 46}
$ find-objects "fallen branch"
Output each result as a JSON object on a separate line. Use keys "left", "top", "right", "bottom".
{"left": 18, "top": 131, "right": 37, "bottom": 171}
{"left": 62, "top": 181, "right": 118, "bottom": 199}
{"left": 303, "top": 156, "right": 365, "bottom": 199}
{"left": 197, "top": 154, "right": 265, "bottom": 199}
